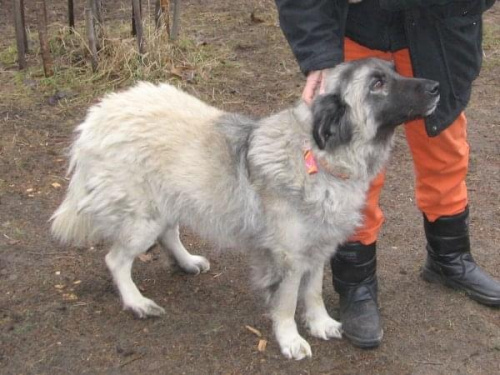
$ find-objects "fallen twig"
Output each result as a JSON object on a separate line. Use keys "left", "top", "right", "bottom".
{"left": 119, "top": 353, "right": 146, "bottom": 368}
{"left": 245, "top": 325, "right": 262, "bottom": 337}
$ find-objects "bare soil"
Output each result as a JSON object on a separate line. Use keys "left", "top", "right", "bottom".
{"left": 1, "top": 1, "right": 499, "bottom": 374}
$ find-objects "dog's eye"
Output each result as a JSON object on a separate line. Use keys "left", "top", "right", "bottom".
{"left": 372, "top": 79, "right": 385, "bottom": 91}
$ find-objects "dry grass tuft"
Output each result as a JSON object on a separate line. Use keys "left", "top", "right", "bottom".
{"left": 1, "top": 16, "right": 231, "bottom": 106}
{"left": 53, "top": 22, "right": 220, "bottom": 83}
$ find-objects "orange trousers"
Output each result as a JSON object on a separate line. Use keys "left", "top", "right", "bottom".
{"left": 344, "top": 38, "right": 469, "bottom": 245}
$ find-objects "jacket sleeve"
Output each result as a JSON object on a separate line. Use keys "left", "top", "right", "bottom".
{"left": 275, "top": 0, "right": 349, "bottom": 75}
{"left": 380, "top": 0, "right": 496, "bottom": 11}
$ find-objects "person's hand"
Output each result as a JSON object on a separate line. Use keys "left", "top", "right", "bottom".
{"left": 302, "top": 70, "right": 326, "bottom": 106}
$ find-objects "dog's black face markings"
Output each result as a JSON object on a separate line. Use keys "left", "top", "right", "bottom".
{"left": 365, "top": 61, "right": 440, "bottom": 142}
{"left": 312, "top": 93, "right": 353, "bottom": 150}
{"left": 311, "top": 59, "right": 439, "bottom": 148}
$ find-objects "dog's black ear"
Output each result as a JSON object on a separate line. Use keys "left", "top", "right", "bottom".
{"left": 312, "top": 93, "right": 352, "bottom": 150}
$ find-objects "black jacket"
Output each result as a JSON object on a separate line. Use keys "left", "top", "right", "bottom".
{"left": 275, "top": 0, "right": 495, "bottom": 136}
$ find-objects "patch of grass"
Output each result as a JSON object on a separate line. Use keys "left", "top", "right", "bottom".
{"left": 483, "top": 23, "right": 500, "bottom": 51}
{"left": 0, "top": 45, "right": 18, "bottom": 67}
{"left": 483, "top": 22, "right": 500, "bottom": 67}
{"left": 5, "top": 19, "right": 232, "bottom": 107}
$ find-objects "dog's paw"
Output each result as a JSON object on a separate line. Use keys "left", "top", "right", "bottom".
{"left": 178, "top": 255, "right": 210, "bottom": 275}
{"left": 306, "top": 316, "right": 342, "bottom": 340}
{"left": 125, "top": 297, "right": 166, "bottom": 318}
{"left": 279, "top": 334, "right": 312, "bottom": 360}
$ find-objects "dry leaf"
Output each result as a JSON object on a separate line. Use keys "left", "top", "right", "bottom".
{"left": 51, "top": 182, "right": 62, "bottom": 189}
{"left": 170, "top": 66, "right": 196, "bottom": 82}
{"left": 250, "top": 11, "right": 265, "bottom": 24}
{"left": 138, "top": 253, "right": 153, "bottom": 262}
{"left": 62, "top": 293, "right": 78, "bottom": 301}
{"left": 245, "top": 325, "right": 262, "bottom": 337}
{"left": 54, "top": 284, "right": 65, "bottom": 289}
{"left": 257, "top": 339, "right": 267, "bottom": 352}
{"left": 170, "top": 67, "right": 184, "bottom": 79}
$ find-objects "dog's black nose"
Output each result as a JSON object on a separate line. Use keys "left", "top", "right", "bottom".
{"left": 425, "top": 81, "right": 440, "bottom": 97}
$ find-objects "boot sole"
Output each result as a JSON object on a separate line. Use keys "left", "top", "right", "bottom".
{"left": 421, "top": 267, "right": 500, "bottom": 307}
{"left": 343, "top": 330, "right": 384, "bottom": 349}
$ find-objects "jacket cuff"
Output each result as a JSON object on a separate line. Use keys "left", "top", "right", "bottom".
{"left": 299, "top": 51, "right": 344, "bottom": 76}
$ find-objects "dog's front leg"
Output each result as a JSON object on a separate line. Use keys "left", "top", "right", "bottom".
{"left": 301, "top": 263, "right": 342, "bottom": 340}
{"left": 270, "top": 266, "right": 312, "bottom": 360}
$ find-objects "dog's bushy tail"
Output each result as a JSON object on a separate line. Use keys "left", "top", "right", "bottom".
{"left": 50, "top": 149, "right": 94, "bottom": 247}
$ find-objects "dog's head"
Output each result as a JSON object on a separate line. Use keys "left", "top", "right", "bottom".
{"left": 311, "top": 58, "right": 440, "bottom": 150}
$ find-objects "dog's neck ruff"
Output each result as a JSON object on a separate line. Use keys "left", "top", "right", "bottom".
{"left": 302, "top": 142, "right": 350, "bottom": 180}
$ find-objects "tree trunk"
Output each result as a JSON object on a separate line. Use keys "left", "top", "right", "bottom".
{"left": 68, "top": 0, "right": 75, "bottom": 32}
{"left": 131, "top": 0, "right": 145, "bottom": 54}
{"left": 131, "top": 0, "right": 142, "bottom": 36}
{"left": 20, "top": 0, "right": 28, "bottom": 52}
{"left": 91, "top": 0, "right": 103, "bottom": 50}
{"left": 85, "top": 1, "right": 98, "bottom": 71}
{"left": 131, "top": 1, "right": 136, "bottom": 36}
{"left": 154, "top": 0, "right": 161, "bottom": 29}
{"left": 13, "top": 0, "right": 27, "bottom": 69}
{"left": 36, "top": 0, "right": 54, "bottom": 77}
{"left": 170, "top": 0, "right": 181, "bottom": 40}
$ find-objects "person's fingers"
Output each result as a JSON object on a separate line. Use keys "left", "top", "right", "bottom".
{"left": 302, "top": 71, "right": 321, "bottom": 105}
{"left": 318, "top": 71, "right": 326, "bottom": 95}
{"left": 301, "top": 81, "right": 316, "bottom": 105}
{"left": 302, "top": 70, "right": 324, "bottom": 105}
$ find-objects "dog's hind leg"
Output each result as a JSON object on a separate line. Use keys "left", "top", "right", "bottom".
{"left": 300, "top": 262, "right": 342, "bottom": 340}
{"left": 158, "top": 224, "right": 210, "bottom": 275}
{"left": 268, "top": 261, "right": 312, "bottom": 360}
{"left": 105, "top": 222, "right": 165, "bottom": 318}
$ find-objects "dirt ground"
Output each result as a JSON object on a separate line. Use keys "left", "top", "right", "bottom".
{"left": 1, "top": 1, "right": 499, "bottom": 374}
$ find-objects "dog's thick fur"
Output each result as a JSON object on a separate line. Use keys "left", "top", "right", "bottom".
{"left": 51, "top": 58, "right": 439, "bottom": 359}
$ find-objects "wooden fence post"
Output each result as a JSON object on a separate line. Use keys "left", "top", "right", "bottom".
{"left": 91, "top": 0, "right": 103, "bottom": 50}
{"left": 170, "top": 0, "right": 181, "bottom": 40}
{"left": 13, "top": 0, "right": 27, "bottom": 69}
{"left": 131, "top": 0, "right": 142, "bottom": 36}
{"left": 85, "top": 0, "right": 98, "bottom": 71}
{"left": 68, "top": 0, "right": 75, "bottom": 32}
{"left": 36, "top": 0, "right": 54, "bottom": 77}
{"left": 20, "top": 0, "right": 28, "bottom": 53}
{"left": 131, "top": 0, "right": 145, "bottom": 54}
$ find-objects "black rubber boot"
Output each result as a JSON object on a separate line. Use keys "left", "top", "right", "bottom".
{"left": 331, "top": 242, "right": 383, "bottom": 348}
{"left": 422, "top": 206, "right": 500, "bottom": 306}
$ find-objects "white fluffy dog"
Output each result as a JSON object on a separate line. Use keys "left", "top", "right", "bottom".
{"left": 51, "top": 59, "right": 439, "bottom": 359}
